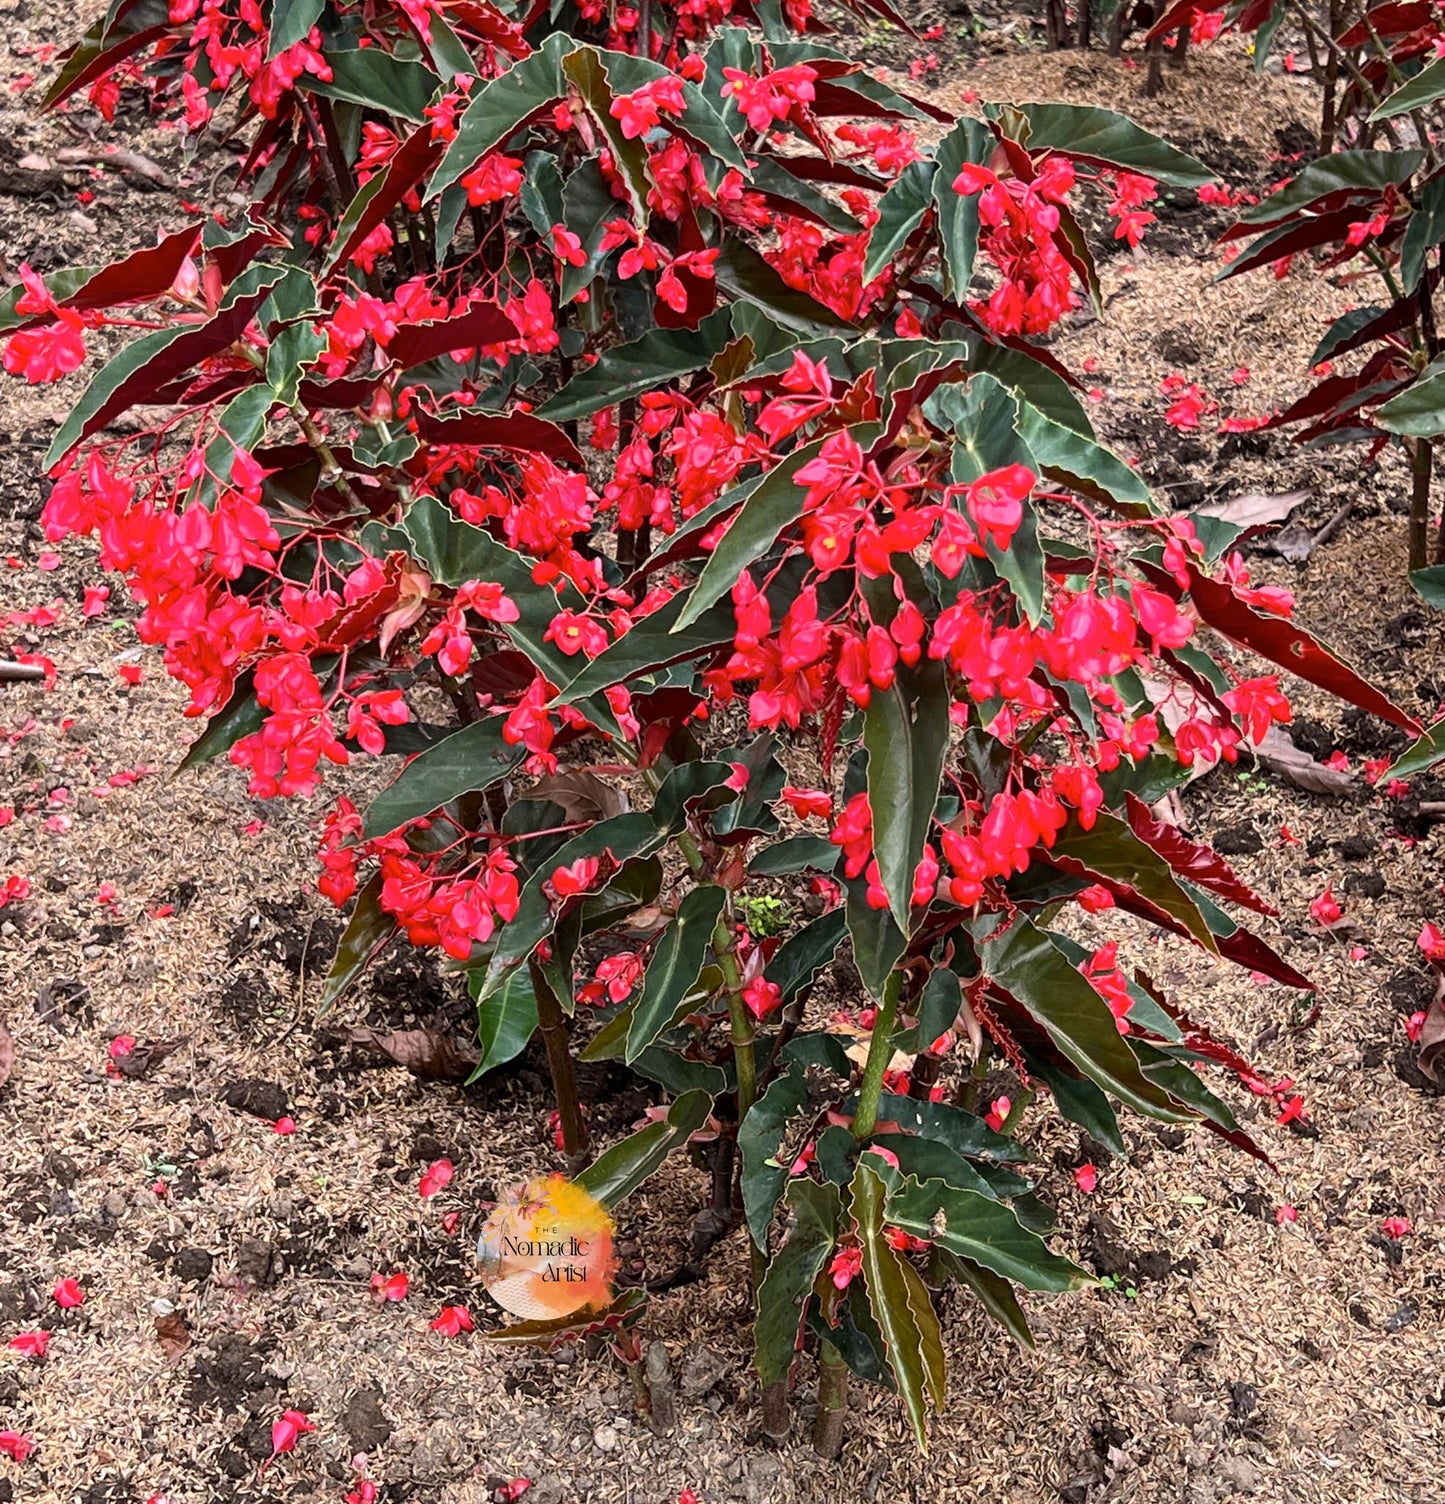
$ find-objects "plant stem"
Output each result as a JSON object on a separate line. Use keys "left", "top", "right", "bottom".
{"left": 812, "top": 1337, "right": 850, "bottom": 1458}
{"left": 850, "top": 969, "right": 902, "bottom": 1141}
{"left": 712, "top": 908, "right": 765, "bottom": 1295}
{"left": 1411, "top": 437, "right": 1433, "bottom": 571}
{"left": 530, "top": 958, "right": 589, "bottom": 1167}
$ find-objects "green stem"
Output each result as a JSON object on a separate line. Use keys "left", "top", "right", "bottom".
{"left": 999, "top": 1087, "right": 1036, "bottom": 1136}
{"left": 812, "top": 1336, "right": 850, "bottom": 1458}
{"left": 851, "top": 970, "right": 903, "bottom": 1142}
{"left": 529, "top": 958, "right": 589, "bottom": 1168}
{"left": 712, "top": 907, "right": 764, "bottom": 1296}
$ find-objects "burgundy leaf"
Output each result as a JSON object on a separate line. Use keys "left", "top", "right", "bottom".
{"left": 388, "top": 302, "right": 519, "bottom": 369}
{"left": 1124, "top": 793, "right": 1276, "bottom": 916}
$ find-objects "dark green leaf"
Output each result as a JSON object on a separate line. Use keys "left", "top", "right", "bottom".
{"left": 320, "top": 875, "right": 394, "bottom": 1009}
{"left": 749, "top": 835, "right": 840, "bottom": 877}
{"left": 311, "top": 46, "right": 439, "bottom": 122}
{"left": 363, "top": 718, "right": 523, "bottom": 839}
{"left": 429, "top": 35, "right": 573, "bottom": 196}
{"left": 1240, "top": 150, "right": 1424, "bottom": 225}
{"left": 853, "top": 1161, "right": 946, "bottom": 1451}
{"left": 714, "top": 234, "right": 855, "bottom": 335}
{"left": 765, "top": 908, "right": 847, "bottom": 1001}
{"left": 1033, "top": 1063, "right": 1125, "bottom": 1158}
{"left": 625, "top": 885, "right": 727, "bottom": 1062}
{"left": 1412, "top": 564, "right": 1445, "bottom": 609}
{"left": 870, "top": 1092, "right": 1027, "bottom": 1162}
{"left": 177, "top": 668, "right": 264, "bottom": 770}
{"left": 886, "top": 1175, "right": 1089, "bottom": 1292}
{"left": 938, "top": 1250, "right": 1034, "bottom": 1347}
{"left": 1377, "top": 357, "right": 1445, "bottom": 437}
{"left": 754, "top": 1179, "right": 841, "bottom": 1386}
{"left": 864, "top": 159, "right": 936, "bottom": 285}
{"left": 470, "top": 964, "right": 539, "bottom": 1078}
{"left": 675, "top": 425, "right": 880, "bottom": 630}
{"left": 1006, "top": 103, "right": 1212, "bottom": 186}
{"left": 576, "top": 1088, "right": 714, "bottom": 1208}
{"left": 740, "top": 1062, "right": 812, "bottom": 1248}
{"left": 563, "top": 48, "right": 651, "bottom": 223}
{"left": 1403, "top": 174, "right": 1445, "bottom": 293}
{"left": 269, "top": 0, "right": 325, "bottom": 56}
{"left": 1371, "top": 56, "right": 1445, "bottom": 120}
{"left": 864, "top": 661, "right": 949, "bottom": 933}
{"left": 845, "top": 876, "right": 906, "bottom": 998}
{"left": 1016, "top": 401, "right": 1152, "bottom": 514}
{"left": 933, "top": 117, "right": 992, "bottom": 301}
{"left": 970, "top": 913, "right": 1197, "bottom": 1122}
{"left": 536, "top": 306, "right": 733, "bottom": 422}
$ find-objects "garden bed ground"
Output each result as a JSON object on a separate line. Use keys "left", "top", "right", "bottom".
{"left": 1, "top": 8, "right": 1443, "bottom": 1504}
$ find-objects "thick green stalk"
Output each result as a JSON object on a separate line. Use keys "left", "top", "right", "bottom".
{"left": 850, "top": 969, "right": 903, "bottom": 1142}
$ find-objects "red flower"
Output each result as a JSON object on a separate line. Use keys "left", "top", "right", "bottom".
{"left": 984, "top": 1095, "right": 1010, "bottom": 1132}
{"left": 430, "top": 1304, "right": 474, "bottom": 1337}
{"left": 273, "top": 1116, "right": 297, "bottom": 1136}
{"left": 52, "top": 1277, "right": 85, "bottom": 1308}
{"left": 828, "top": 1244, "right": 862, "bottom": 1290}
{"left": 1276, "top": 1204, "right": 1298, "bottom": 1224}
{"left": 419, "top": 1158, "right": 454, "bottom": 1199}
{"left": 550, "top": 857, "right": 599, "bottom": 898}
{"left": 7, "top": 1330, "right": 49, "bottom": 1359}
{"left": 1275, "top": 1095, "right": 1307, "bottom": 1126}
{"left": 1074, "top": 1164, "right": 1098, "bottom": 1194}
{"left": 1418, "top": 923, "right": 1445, "bottom": 962}
{"left": 370, "top": 1271, "right": 409, "bottom": 1302}
{"left": 1381, "top": 1216, "right": 1412, "bottom": 1239}
{"left": 0, "top": 1432, "right": 34, "bottom": 1463}
{"left": 263, "top": 1409, "right": 314, "bottom": 1473}
{"left": 1309, "top": 888, "right": 1341, "bottom": 927}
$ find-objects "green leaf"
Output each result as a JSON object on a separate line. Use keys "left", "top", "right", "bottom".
{"left": 754, "top": 1179, "right": 841, "bottom": 1386}
{"left": 625, "top": 885, "right": 727, "bottom": 1062}
{"left": 938, "top": 1250, "right": 1034, "bottom": 1347}
{"left": 1005, "top": 103, "right": 1212, "bottom": 186}
{"left": 912, "top": 967, "right": 961, "bottom": 1051}
{"left": 560, "top": 159, "right": 616, "bottom": 304}
{"left": 469, "top": 964, "right": 539, "bottom": 1078}
{"left": 933, "top": 117, "right": 992, "bottom": 301}
{"left": 536, "top": 306, "right": 733, "bottom": 422}
{"left": 864, "top": 661, "right": 949, "bottom": 934}
{"left": 1016, "top": 401, "right": 1152, "bottom": 514}
{"left": 362, "top": 718, "right": 523, "bottom": 839}
{"left": 311, "top": 46, "right": 439, "bottom": 122}
{"left": 1371, "top": 55, "right": 1445, "bottom": 120}
{"left": 593, "top": 47, "right": 748, "bottom": 172}
{"left": 576, "top": 1088, "right": 714, "bottom": 1208}
{"left": 970, "top": 913, "right": 1197, "bottom": 1122}
{"left": 1240, "top": 150, "right": 1424, "bottom": 225}
{"left": 748, "top": 157, "right": 862, "bottom": 233}
{"left": 1033, "top": 1063, "right": 1125, "bottom": 1158}
{"left": 265, "top": 320, "right": 326, "bottom": 406}
{"left": 870, "top": 1092, "right": 1026, "bottom": 1163}
{"left": 740, "top": 1063, "right": 812, "bottom": 1249}
{"left": 0, "top": 266, "right": 98, "bottom": 333}
{"left": 563, "top": 48, "right": 651, "bottom": 224}
{"left": 558, "top": 588, "right": 737, "bottom": 703}
{"left": 1047, "top": 808, "right": 1217, "bottom": 952}
{"left": 748, "top": 835, "right": 839, "bottom": 877}
{"left": 1402, "top": 174, "right": 1445, "bottom": 293}
{"left": 1377, "top": 357, "right": 1445, "bottom": 437}
{"left": 320, "top": 873, "right": 394, "bottom": 1009}
{"left": 674, "top": 425, "right": 880, "bottom": 630}
{"left": 269, "top": 0, "right": 325, "bottom": 57}
{"left": 429, "top": 35, "right": 573, "bottom": 196}
{"left": 479, "top": 814, "right": 667, "bottom": 996}
{"left": 886, "top": 1175, "right": 1089, "bottom": 1292}
{"left": 1383, "top": 714, "right": 1445, "bottom": 780}
{"left": 863, "top": 159, "right": 936, "bottom": 286}
{"left": 845, "top": 876, "right": 906, "bottom": 999}
{"left": 853, "top": 1161, "right": 946, "bottom": 1452}
{"left": 1308, "top": 305, "right": 1389, "bottom": 369}
{"left": 1411, "top": 565, "right": 1445, "bottom": 609}
{"left": 519, "top": 151, "right": 566, "bottom": 240}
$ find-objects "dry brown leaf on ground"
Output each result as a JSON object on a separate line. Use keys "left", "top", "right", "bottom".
{"left": 1255, "top": 728, "right": 1359, "bottom": 798}
{"left": 0, "top": 1016, "right": 13, "bottom": 1089}
{"left": 1195, "top": 490, "right": 1310, "bottom": 531}
{"left": 339, "top": 1027, "right": 481, "bottom": 1081}
{"left": 112, "top": 1035, "right": 188, "bottom": 1080}
{"left": 153, "top": 1310, "right": 191, "bottom": 1363}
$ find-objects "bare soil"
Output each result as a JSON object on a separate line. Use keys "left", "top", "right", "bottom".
{"left": 0, "top": 10, "right": 1443, "bottom": 1504}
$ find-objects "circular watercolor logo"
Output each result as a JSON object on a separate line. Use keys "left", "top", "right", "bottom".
{"left": 476, "top": 1174, "right": 616, "bottom": 1322}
